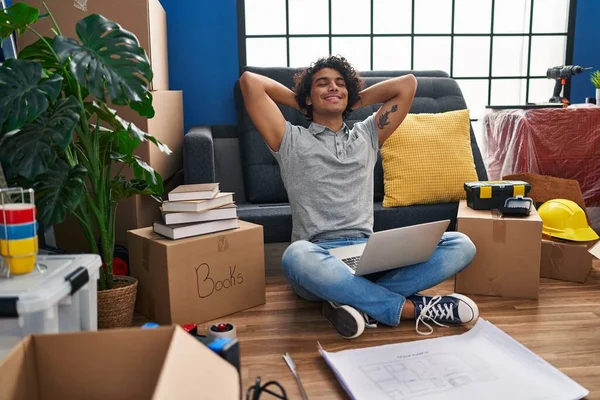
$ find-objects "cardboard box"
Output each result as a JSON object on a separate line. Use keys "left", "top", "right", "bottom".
{"left": 113, "top": 90, "right": 184, "bottom": 182}
{"left": 0, "top": 326, "right": 239, "bottom": 399}
{"left": 455, "top": 200, "right": 543, "bottom": 299}
{"left": 128, "top": 220, "right": 266, "bottom": 324}
{"left": 540, "top": 237, "right": 595, "bottom": 283}
{"left": 16, "top": 0, "right": 169, "bottom": 90}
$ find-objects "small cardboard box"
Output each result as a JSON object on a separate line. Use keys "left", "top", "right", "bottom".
{"left": 540, "top": 236, "right": 595, "bottom": 283}
{"left": 128, "top": 220, "right": 266, "bottom": 324}
{"left": 0, "top": 326, "right": 239, "bottom": 399}
{"left": 455, "top": 200, "right": 543, "bottom": 299}
{"left": 16, "top": 0, "right": 169, "bottom": 90}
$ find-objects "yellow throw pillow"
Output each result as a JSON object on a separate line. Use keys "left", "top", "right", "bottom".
{"left": 381, "top": 109, "right": 478, "bottom": 207}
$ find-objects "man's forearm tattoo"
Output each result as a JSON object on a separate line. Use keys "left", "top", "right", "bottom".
{"left": 377, "top": 104, "right": 399, "bottom": 129}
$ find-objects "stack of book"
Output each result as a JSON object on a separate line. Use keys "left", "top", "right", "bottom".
{"left": 153, "top": 183, "right": 239, "bottom": 240}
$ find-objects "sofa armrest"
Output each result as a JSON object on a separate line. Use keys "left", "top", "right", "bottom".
{"left": 184, "top": 126, "right": 215, "bottom": 184}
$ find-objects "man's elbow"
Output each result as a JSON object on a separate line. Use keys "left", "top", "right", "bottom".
{"left": 393, "top": 74, "right": 417, "bottom": 98}
{"left": 405, "top": 74, "right": 418, "bottom": 94}
{"left": 240, "top": 71, "right": 257, "bottom": 93}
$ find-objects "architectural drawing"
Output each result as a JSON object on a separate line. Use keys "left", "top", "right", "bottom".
{"left": 359, "top": 351, "right": 497, "bottom": 400}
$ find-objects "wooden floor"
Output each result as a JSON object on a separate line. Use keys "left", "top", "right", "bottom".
{"left": 194, "top": 244, "right": 600, "bottom": 399}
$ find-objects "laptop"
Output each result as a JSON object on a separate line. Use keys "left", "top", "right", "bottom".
{"left": 329, "top": 220, "right": 451, "bottom": 276}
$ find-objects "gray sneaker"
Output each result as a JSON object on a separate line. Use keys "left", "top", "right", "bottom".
{"left": 322, "top": 301, "right": 365, "bottom": 339}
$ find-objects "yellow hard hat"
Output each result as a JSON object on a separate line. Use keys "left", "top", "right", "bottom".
{"left": 538, "top": 199, "right": 599, "bottom": 241}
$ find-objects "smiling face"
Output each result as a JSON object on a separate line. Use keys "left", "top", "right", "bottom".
{"left": 306, "top": 68, "right": 349, "bottom": 118}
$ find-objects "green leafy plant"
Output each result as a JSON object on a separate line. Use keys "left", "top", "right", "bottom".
{"left": 591, "top": 70, "right": 600, "bottom": 89}
{"left": 0, "top": 2, "right": 170, "bottom": 290}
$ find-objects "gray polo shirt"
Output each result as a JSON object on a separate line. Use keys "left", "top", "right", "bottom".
{"left": 269, "top": 115, "right": 379, "bottom": 242}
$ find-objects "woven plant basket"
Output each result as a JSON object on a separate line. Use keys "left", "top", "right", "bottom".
{"left": 97, "top": 275, "right": 138, "bottom": 329}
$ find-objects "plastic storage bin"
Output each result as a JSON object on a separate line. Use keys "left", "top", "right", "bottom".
{"left": 0, "top": 254, "right": 101, "bottom": 337}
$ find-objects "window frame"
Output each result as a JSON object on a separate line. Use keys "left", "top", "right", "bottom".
{"left": 237, "top": 0, "right": 578, "bottom": 107}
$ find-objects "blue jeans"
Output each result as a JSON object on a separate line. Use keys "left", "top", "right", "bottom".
{"left": 281, "top": 232, "right": 476, "bottom": 326}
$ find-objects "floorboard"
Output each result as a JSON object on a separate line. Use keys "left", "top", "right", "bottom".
{"left": 193, "top": 244, "right": 600, "bottom": 399}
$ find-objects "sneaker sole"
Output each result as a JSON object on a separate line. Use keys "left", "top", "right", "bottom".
{"left": 450, "top": 293, "right": 479, "bottom": 323}
{"left": 322, "top": 302, "right": 365, "bottom": 339}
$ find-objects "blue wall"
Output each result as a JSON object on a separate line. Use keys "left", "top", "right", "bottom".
{"left": 163, "top": 0, "right": 598, "bottom": 128}
{"left": 571, "top": 0, "right": 600, "bottom": 104}
{"left": 160, "top": 0, "right": 240, "bottom": 129}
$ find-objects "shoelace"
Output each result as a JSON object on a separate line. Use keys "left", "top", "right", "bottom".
{"left": 362, "top": 312, "right": 378, "bottom": 329}
{"left": 415, "top": 295, "right": 454, "bottom": 336}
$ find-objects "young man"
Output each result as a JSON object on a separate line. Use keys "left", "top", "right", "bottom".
{"left": 240, "top": 56, "right": 479, "bottom": 339}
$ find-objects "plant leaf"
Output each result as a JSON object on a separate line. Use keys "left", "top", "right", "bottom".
{"left": 0, "top": 59, "right": 62, "bottom": 133}
{"left": 18, "top": 37, "right": 61, "bottom": 73}
{"left": 109, "top": 151, "right": 127, "bottom": 160}
{"left": 85, "top": 101, "right": 125, "bottom": 130}
{"left": 0, "top": 96, "right": 80, "bottom": 180}
{"left": 85, "top": 101, "right": 171, "bottom": 155}
{"left": 128, "top": 91, "right": 155, "bottom": 118}
{"left": 114, "top": 130, "right": 139, "bottom": 159}
{"left": 53, "top": 14, "right": 153, "bottom": 106}
{"left": 111, "top": 177, "right": 157, "bottom": 203}
{"left": 133, "top": 158, "right": 163, "bottom": 194}
{"left": 99, "top": 129, "right": 138, "bottom": 165}
{"left": 0, "top": 3, "right": 40, "bottom": 40}
{"left": 125, "top": 122, "right": 171, "bottom": 155}
{"left": 33, "top": 160, "right": 87, "bottom": 226}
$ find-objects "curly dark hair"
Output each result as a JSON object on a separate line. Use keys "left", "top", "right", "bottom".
{"left": 293, "top": 55, "right": 364, "bottom": 121}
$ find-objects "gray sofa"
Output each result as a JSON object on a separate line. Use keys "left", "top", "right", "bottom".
{"left": 184, "top": 67, "right": 488, "bottom": 243}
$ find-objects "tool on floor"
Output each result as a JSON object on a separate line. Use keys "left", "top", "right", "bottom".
{"left": 547, "top": 65, "right": 592, "bottom": 104}
{"left": 283, "top": 352, "right": 308, "bottom": 400}
{"left": 246, "top": 376, "right": 289, "bottom": 400}
{"left": 498, "top": 196, "right": 534, "bottom": 217}
{"left": 208, "top": 322, "right": 237, "bottom": 339}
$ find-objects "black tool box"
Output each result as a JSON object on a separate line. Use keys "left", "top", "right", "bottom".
{"left": 464, "top": 180, "right": 531, "bottom": 210}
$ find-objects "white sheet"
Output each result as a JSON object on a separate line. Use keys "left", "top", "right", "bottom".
{"left": 319, "top": 319, "right": 588, "bottom": 400}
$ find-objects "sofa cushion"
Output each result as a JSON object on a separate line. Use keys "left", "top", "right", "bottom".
{"left": 381, "top": 109, "right": 479, "bottom": 207}
{"left": 234, "top": 67, "right": 488, "bottom": 204}
{"left": 236, "top": 201, "right": 460, "bottom": 243}
{"left": 236, "top": 203, "right": 293, "bottom": 243}
{"left": 373, "top": 201, "right": 461, "bottom": 232}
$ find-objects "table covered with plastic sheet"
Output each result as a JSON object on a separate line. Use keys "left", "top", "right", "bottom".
{"left": 481, "top": 107, "right": 600, "bottom": 229}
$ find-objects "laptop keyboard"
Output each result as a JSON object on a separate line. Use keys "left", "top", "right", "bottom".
{"left": 342, "top": 256, "right": 361, "bottom": 270}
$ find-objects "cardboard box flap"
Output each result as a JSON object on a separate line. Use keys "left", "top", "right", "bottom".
{"left": 589, "top": 241, "right": 600, "bottom": 259}
{"left": 32, "top": 328, "right": 174, "bottom": 399}
{"left": 153, "top": 327, "right": 240, "bottom": 399}
{"left": 0, "top": 337, "right": 38, "bottom": 400}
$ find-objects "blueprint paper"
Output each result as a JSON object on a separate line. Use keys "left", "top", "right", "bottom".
{"left": 319, "top": 319, "right": 588, "bottom": 400}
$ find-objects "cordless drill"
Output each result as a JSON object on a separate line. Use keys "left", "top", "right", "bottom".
{"left": 547, "top": 65, "right": 591, "bottom": 104}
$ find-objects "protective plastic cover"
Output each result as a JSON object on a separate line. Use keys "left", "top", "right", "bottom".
{"left": 481, "top": 107, "right": 600, "bottom": 230}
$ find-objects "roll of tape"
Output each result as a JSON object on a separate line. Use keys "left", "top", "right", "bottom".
{"left": 208, "top": 322, "right": 237, "bottom": 339}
